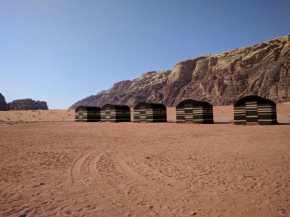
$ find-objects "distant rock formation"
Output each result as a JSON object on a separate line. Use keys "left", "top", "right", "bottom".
{"left": 8, "top": 99, "right": 49, "bottom": 110}
{"left": 71, "top": 35, "right": 290, "bottom": 108}
{"left": 0, "top": 94, "right": 49, "bottom": 111}
{"left": 0, "top": 93, "right": 8, "bottom": 111}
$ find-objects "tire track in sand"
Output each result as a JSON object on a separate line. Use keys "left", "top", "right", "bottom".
{"left": 134, "top": 149, "right": 179, "bottom": 187}
{"left": 70, "top": 128, "right": 151, "bottom": 216}
{"left": 71, "top": 150, "right": 145, "bottom": 216}
{"left": 117, "top": 152, "right": 176, "bottom": 217}
{"left": 119, "top": 147, "right": 200, "bottom": 215}
{"left": 71, "top": 150, "right": 94, "bottom": 185}
{"left": 4, "top": 154, "right": 99, "bottom": 217}
{"left": 89, "top": 153, "right": 155, "bottom": 217}
{"left": 95, "top": 126, "right": 173, "bottom": 216}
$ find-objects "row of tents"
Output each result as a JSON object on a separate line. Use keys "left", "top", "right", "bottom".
{"left": 75, "top": 95, "right": 278, "bottom": 125}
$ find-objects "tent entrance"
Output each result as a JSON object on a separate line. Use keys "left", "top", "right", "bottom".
{"left": 246, "top": 100, "right": 258, "bottom": 122}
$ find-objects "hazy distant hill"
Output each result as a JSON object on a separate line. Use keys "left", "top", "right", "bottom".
{"left": 71, "top": 35, "right": 290, "bottom": 108}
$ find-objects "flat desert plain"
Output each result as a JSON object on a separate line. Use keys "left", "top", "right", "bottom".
{"left": 0, "top": 104, "right": 290, "bottom": 217}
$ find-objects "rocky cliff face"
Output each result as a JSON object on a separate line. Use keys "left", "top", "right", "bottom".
{"left": 71, "top": 35, "right": 290, "bottom": 108}
{"left": 0, "top": 93, "right": 8, "bottom": 111}
{"left": 7, "top": 99, "right": 49, "bottom": 110}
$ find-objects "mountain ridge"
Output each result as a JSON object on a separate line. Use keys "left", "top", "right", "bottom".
{"left": 71, "top": 35, "right": 290, "bottom": 108}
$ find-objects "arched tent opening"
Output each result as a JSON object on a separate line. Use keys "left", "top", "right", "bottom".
{"left": 176, "top": 99, "right": 214, "bottom": 124}
{"left": 133, "top": 102, "right": 167, "bottom": 123}
{"left": 234, "top": 95, "right": 277, "bottom": 125}
{"left": 101, "top": 104, "right": 131, "bottom": 122}
{"left": 75, "top": 106, "right": 101, "bottom": 122}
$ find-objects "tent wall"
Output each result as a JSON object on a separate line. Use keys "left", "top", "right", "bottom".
{"left": 192, "top": 106, "right": 204, "bottom": 123}
{"left": 201, "top": 103, "right": 214, "bottom": 123}
{"left": 152, "top": 104, "right": 167, "bottom": 122}
{"left": 176, "top": 102, "right": 193, "bottom": 123}
{"left": 101, "top": 105, "right": 115, "bottom": 122}
{"left": 234, "top": 103, "right": 246, "bottom": 125}
{"left": 115, "top": 105, "right": 131, "bottom": 122}
{"left": 246, "top": 100, "right": 258, "bottom": 122}
{"left": 134, "top": 103, "right": 151, "bottom": 122}
{"left": 257, "top": 99, "right": 277, "bottom": 125}
{"left": 137, "top": 104, "right": 147, "bottom": 122}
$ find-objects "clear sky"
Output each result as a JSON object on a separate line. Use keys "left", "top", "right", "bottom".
{"left": 1, "top": 0, "right": 289, "bottom": 109}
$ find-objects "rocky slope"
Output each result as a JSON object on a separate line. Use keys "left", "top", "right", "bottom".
{"left": 71, "top": 35, "right": 290, "bottom": 108}
{"left": 8, "top": 99, "right": 49, "bottom": 110}
{"left": 0, "top": 93, "right": 8, "bottom": 111}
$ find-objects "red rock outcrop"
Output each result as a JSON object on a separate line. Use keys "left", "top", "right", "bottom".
{"left": 8, "top": 99, "right": 49, "bottom": 110}
{"left": 71, "top": 35, "right": 290, "bottom": 108}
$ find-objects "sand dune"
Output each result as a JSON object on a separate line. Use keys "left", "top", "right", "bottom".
{"left": 0, "top": 104, "right": 290, "bottom": 217}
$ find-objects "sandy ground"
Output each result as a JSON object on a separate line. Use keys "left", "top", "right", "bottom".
{"left": 0, "top": 105, "right": 290, "bottom": 217}
{"left": 0, "top": 109, "right": 75, "bottom": 123}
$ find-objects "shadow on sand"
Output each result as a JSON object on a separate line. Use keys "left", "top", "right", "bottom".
{"left": 213, "top": 122, "right": 232, "bottom": 124}
{"left": 277, "top": 123, "right": 290, "bottom": 125}
{"left": 212, "top": 122, "right": 290, "bottom": 125}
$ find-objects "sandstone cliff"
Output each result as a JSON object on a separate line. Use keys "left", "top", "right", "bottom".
{"left": 71, "top": 35, "right": 290, "bottom": 108}
{"left": 8, "top": 99, "right": 49, "bottom": 110}
{"left": 0, "top": 93, "right": 8, "bottom": 111}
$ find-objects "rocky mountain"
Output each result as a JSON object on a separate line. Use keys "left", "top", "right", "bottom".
{"left": 71, "top": 35, "right": 290, "bottom": 108}
{"left": 0, "top": 93, "right": 8, "bottom": 111}
{"left": 8, "top": 99, "right": 49, "bottom": 110}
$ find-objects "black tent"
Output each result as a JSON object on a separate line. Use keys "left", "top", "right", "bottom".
{"left": 75, "top": 106, "right": 101, "bottom": 122}
{"left": 234, "top": 95, "right": 278, "bottom": 125}
{"left": 176, "top": 99, "right": 213, "bottom": 124}
{"left": 101, "top": 104, "right": 131, "bottom": 122}
{"left": 133, "top": 102, "right": 167, "bottom": 123}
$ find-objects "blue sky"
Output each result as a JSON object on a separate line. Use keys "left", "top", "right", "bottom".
{"left": 1, "top": 0, "right": 289, "bottom": 109}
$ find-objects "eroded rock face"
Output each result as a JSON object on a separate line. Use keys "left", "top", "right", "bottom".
{"left": 71, "top": 35, "right": 290, "bottom": 108}
{"left": 8, "top": 99, "right": 49, "bottom": 110}
{"left": 0, "top": 93, "right": 8, "bottom": 111}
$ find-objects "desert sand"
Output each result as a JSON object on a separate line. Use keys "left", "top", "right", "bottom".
{"left": 0, "top": 104, "right": 290, "bottom": 217}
